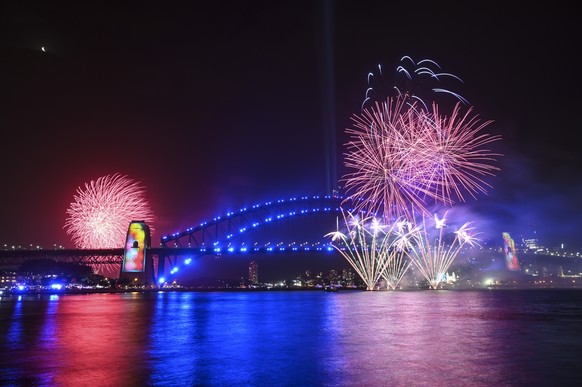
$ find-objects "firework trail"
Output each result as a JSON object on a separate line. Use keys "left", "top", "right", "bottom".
{"left": 326, "top": 209, "right": 410, "bottom": 290}
{"left": 64, "top": 173, "right": 155, "bottom": 274}
{"left": 341, "top": 96, "right": 502, "bottom": 220}
{"left": 381, "top": 255, "right": 410, "bottom": 290}
{"left": 402, "top": 212, "right": 480, "bottom": 289}
{"left": 381, "top": 220, "right": 411, "bottom": 290}
{"left": 362, "top": 55, "right": 468, "bottom": 112}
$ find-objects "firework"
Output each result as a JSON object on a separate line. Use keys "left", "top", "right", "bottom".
{"left": 341, "top": 96, "right": 502, "bottom": 220}
{"left": 336, "top": 55, "right": 499, "bottom": 290}
{"left": 64, "top": 173, "right": 155, "bottom": 274}
{"left": 326, "top": 209, "right": 410, "bottom": 291}
{"left": 362, "top": 55, "right": 468, "bottom": 112}
{"left": 381, "top": 248, "right": 410, "bottom": 290}
{"left": 402, "top": 212, "right": 479, "bottom": 289}
{"left": 414, "top": 101, "right": 502, "bottom": 204}
{"left": 342, "top": 96, "right": 432, "bottom": 220}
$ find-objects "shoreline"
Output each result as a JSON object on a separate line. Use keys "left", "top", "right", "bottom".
{"left": 4, "top": 285, "right": 582, "bottom": 297}
{"left": 2, "top": 286, "right": 367, "bottom": 296}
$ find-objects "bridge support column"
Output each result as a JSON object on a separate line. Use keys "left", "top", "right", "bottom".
{"left": 144, "top": 249, "right": 156, "bottom": 287}
{"left": 157, "top": 253, "right": 166, "bottom": 283}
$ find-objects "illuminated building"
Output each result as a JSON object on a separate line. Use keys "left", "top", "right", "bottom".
{"left": 248, "top": 260, "right": 258, "bottom": 284}
{"left": 523, "top": 238, "right": 540, "bottom": 250}
{"left": 0, "top": 271, "right": 17, "bottom": 288}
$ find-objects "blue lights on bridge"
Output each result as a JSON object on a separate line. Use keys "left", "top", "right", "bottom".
{"left": 0, "top": 194, "right": 356, "bottom": 288}
{"left": 158, "top": 255, "right": 195, "bottom": 285}
{"left": 159, "top": 194, "right": 350, "bottom": 252}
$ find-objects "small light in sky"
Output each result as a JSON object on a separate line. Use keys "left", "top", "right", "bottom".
{"left": 41, "top": 46, "right": 46, "bottom": 52}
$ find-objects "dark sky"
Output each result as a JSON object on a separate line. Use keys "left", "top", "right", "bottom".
{"left": 1, "top": 1, "right": 581, "bottom": 251}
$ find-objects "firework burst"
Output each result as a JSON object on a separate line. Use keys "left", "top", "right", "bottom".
{"left": 343, "top": 97, "right": 432, "bottom": 220}
{"left": 64, "top": 173, "right": 155, "bottom": 274}
{"left": 414, "top": 101, "right": 502, "bottom": 204}
{"left": 335, "top": 55, "right": 499, "bottom": 289}
{"left": 341, "top": 96, "right": 502, "bottom": 220}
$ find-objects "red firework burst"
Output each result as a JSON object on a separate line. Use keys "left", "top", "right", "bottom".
{"left": 64, "top": 173, "right": 155, "bottom": 249}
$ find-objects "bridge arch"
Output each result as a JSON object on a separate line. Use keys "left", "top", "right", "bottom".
{"left": 160, "top": 194, "right": 354, "bottom": 252}
{"left": 154, "top": 195, "right": 357, "bottom": 283}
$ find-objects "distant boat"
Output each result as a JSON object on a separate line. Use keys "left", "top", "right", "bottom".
{"left": 324, "top": 284, "right": 338, "bottom": 292}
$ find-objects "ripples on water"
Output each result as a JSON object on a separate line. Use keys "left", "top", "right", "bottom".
{"left": 1, "top": 289, "right": 581, "bottom": 386}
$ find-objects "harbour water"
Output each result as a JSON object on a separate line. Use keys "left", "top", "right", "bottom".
{"left": 1, "top": 289, "right": 581, "bottom": 386}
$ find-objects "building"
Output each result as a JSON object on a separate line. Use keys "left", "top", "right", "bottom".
{"left": 0, "top": 271, "right": 17, "bottom": 288}
{"left": 248, "top": 260, "right": 258, "bottom": 284}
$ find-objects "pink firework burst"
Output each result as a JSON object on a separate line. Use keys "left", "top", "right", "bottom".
{"left": 341, "top": 96, "right": 502, "bottom": 220}
{"left": 413, "top": 101, "right": 502, "bottom": 205}
{"left": 64, "top": 173, "right": 155, "bottom": 249}
{"left": 342, "top": 97, "right": 432, "bottom": 220}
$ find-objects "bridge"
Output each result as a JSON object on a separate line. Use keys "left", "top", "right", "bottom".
{"left": 0, "top": 195, "right": 353, "bottom": 284}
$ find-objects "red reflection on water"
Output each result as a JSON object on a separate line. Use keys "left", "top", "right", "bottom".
{"left": 49, "top": 293, "right": 151, "bottom": 386}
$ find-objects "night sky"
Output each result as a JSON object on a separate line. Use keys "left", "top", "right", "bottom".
{"left": 1, "top": 1, "right": 580, "bottom": 251}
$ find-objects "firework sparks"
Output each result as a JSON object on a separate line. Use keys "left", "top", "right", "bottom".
{"left": 410, "top": 101, "right": 502, "bottom": 204}
{"left": 341, "top": 96, "right": 502, "bottom": 220}
{"left": 381, "top": 250, "right": 411, "bottom": 290}
{"left": 64, "top": 173, "right": 155, "bottom": 274}
{"left": 337, "top": 55, "right": 499, "bottom": 290}
{"left": 403, "top": 212, "right": 480, "bottom": 289}
{"left": 326, "top": 209, "right": 410, "bottom": 291}
{"left": 342, "top": 96, "right": 431, "bottom": 220}
{"left": 362, "top": 55, "right": 469, "bottom": 112}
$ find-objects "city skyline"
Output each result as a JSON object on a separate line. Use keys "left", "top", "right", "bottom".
{"left": 1, "top": 1, "right": 581, "bottom": 252}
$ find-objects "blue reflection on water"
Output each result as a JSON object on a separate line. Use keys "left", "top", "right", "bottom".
{"left": 148, "top": 291, "right": 339, "bottom": 386}
{"left": 6, "top": 294, "right": 24, "bottom": 348}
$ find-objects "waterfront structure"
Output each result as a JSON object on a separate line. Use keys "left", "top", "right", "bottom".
{"left": 1, "top": 192, "right": 581, "bottom": 289}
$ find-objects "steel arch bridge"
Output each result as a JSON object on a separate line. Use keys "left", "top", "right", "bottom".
{"left": 160, "top": 194, "right": 351, "bottom": 252}
{"left": 152, "top": 194, "right": 353, "bottom": 284}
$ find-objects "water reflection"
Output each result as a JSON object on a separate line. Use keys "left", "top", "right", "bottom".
{"left": 1, "top": 293, "right": 156, "bottom": 386}
{"left": 50, "top": 293, "right": 154, "bottom": 386}
{"left": 148, "top": 291, "right": 337, "bottom": 385}
{"left": 328, "top": 292, "right": 508, "bottom": 385}
{"left": 1, "top": 290, "right": 581, "bottom": 386}
{"left": 148, "top": 291, "right": 201, "bottom": 384}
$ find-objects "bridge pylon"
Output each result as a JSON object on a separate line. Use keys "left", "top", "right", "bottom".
{"left": 119, "top": 221, "right": 156, "bottom": 287}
